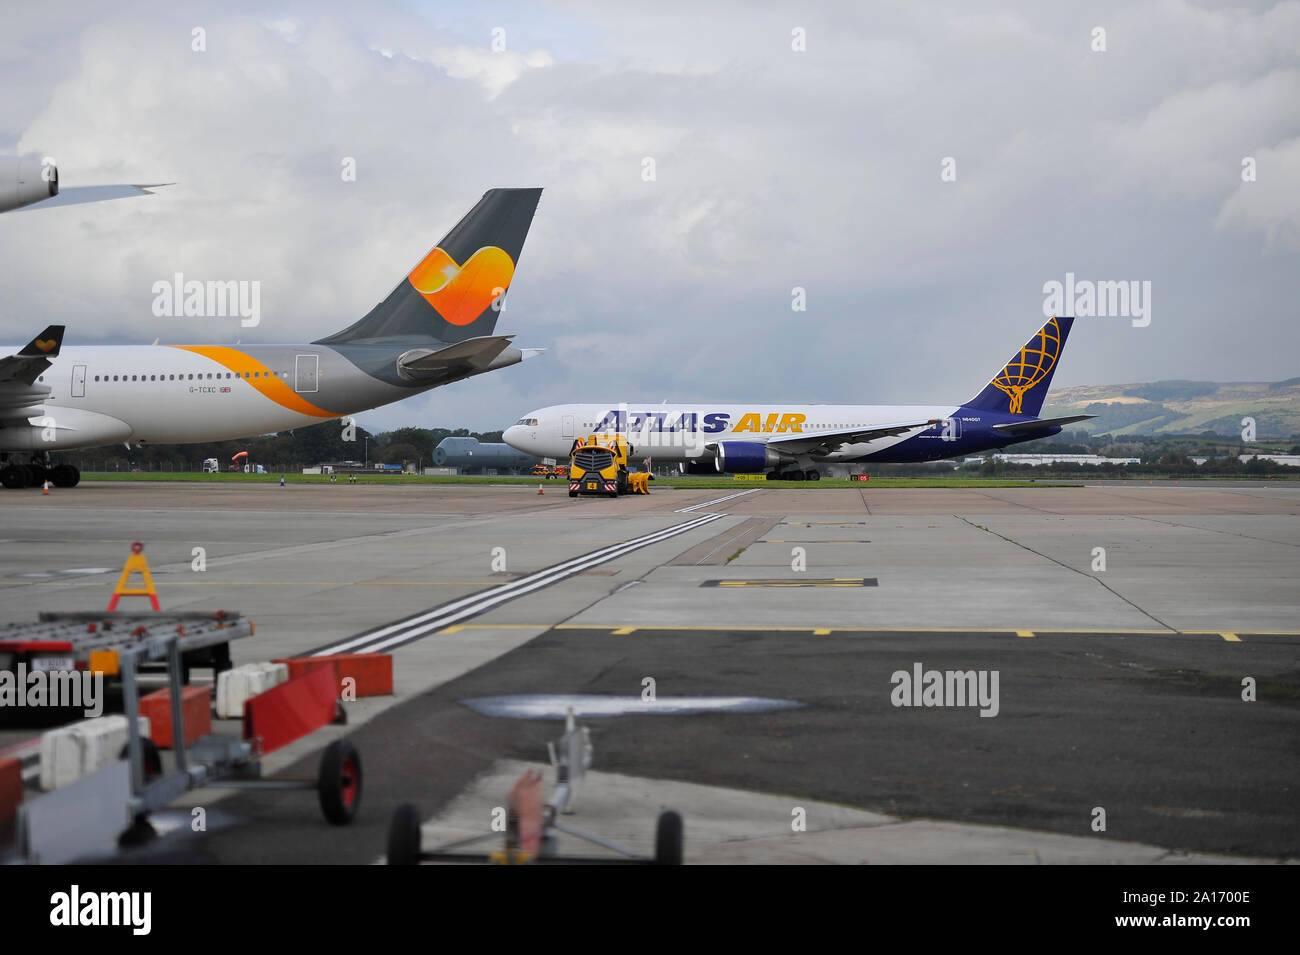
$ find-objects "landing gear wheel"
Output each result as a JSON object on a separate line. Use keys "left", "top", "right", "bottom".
{"left": 49, "top": 464, "right": 79, "bottom": 488}
{"left": 807, "top": 470, "right": 821, "bottom": 481}
{"left": 0, "top": 466, "right": 24, "bottom": 489}
{"left": 654, "top": 810, "right": 683, "bottom": 865}
{"left": 788, "top": 470, "right": 805, "bottom": 482}
{"left": 318, "top": 738, "right": 362, "bottom": 825}
{"left": 387, "top": 803, "right": 423, "bottom": 865}
{"left": 119, "top": 738, "right": 163, "bottom": 781}
{"left": 28, "top": 465, "right": 47, "bottom": 487}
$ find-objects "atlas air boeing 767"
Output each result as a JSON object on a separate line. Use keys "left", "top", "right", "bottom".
{"left": 504, "top": 316, "right": 1094, "bottom": 480}
{"left": 0, "top": 188, "right": 543, "bottom": 489}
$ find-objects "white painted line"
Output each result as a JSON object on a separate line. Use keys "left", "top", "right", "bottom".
{"left": 312, "top": 512, "right": 727, "bottom": 656}
{"left": 675, "top": 488, "right": 762, "bottom": 513}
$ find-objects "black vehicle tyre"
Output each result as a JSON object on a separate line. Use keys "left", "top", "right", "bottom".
{"left": 387, "top": 803, "right": 423, "bottom": 865}
{"left": 654, "top": 810, "right": 683, "bottom": 865}
{"left": 318, "top": 739, "right": 363, "bottom": 825}
{"left": 118, "top": 738, "right": 163, "bottom": 781}
{"left": 118, "top": 814, "right": 158, "bottom": 847}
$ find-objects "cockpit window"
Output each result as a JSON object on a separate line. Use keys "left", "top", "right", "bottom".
{"left": 514, "top": 418, "right": 539, "bottom": 426}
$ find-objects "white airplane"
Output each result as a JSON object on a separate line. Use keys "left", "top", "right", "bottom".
{"left": 0, "top": 188, "right": 543, "bottom": 488}
{"left": 504, "top": 316, "right": 1093, "bottom": 481}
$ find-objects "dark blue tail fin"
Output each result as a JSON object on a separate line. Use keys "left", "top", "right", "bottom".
{"left": 965, "top": 316, "right": 1074, "bottom": 417}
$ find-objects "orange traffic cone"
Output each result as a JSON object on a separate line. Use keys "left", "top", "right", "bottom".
{"left": 42, "top": 480, "right": 50, "bottom": 495}
{"left": 538, "top": 482, "right": 544, "bottom": 495}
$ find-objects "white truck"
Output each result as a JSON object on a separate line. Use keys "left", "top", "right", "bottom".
{"left": 202, "top": 458, "right": 219, "bottom": 473}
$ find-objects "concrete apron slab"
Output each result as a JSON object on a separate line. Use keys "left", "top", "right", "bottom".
{"left": 386, "top": 759, "right": 1283, "bottom": 865}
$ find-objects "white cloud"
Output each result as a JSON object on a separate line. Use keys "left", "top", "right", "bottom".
{"left": 1216, "top": 135, "right": 1300, "bottom": 248}
{"left": 1, "top": 0, "right": 1297, "bottom": 435}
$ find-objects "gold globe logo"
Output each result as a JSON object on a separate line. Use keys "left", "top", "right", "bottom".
{"left": 991, "top": 317, "right": 1063, "bottom": 414}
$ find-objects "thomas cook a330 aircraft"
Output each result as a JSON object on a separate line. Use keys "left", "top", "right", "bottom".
{"left": 0, "top": 187, "right": 543, "bottom": 488}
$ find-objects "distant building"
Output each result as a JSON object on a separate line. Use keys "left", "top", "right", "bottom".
{"left": 992, "top": 454, "right": 1141, "bottom": 466}
{"left": 1239, "top": 454, "right": 1300, "bottom": 467}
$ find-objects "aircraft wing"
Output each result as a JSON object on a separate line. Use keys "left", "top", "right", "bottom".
{"left": 991, "top": 414, "right": 1096, "bottom": 435}
{"left": 12, "top": 183, "right": 174, "bottom": 212}
{"left": 0, "top": 325, "right": 65, "bottom": 386}
{"left": 765, "top": 418, "right": 943, "bottom": 456}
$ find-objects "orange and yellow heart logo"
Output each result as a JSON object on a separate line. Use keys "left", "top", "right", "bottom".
{"left": 35, "top": 338, "right": 58, "bottom": 352}
{"left": 408, "top": 246, "right": 515, "bottom": 326}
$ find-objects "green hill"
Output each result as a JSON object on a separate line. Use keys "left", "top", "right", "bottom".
{"left": 1042, "top": 379, "right": 1300, "bottom": 437}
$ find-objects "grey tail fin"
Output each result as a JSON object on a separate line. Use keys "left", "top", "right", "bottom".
{"left": 316, "top": 188, "right": 542, "bottom": 346}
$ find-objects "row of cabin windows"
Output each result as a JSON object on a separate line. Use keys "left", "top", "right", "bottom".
{"left": 579, "top": 421, "right": 868, "bottom": 431}
{"left": 83, "top": 371, "right": 288, "bottom": 382}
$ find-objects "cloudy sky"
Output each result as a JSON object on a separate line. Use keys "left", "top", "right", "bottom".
{"left": 2, "top": 1, "right": 1297, "bottom": 433}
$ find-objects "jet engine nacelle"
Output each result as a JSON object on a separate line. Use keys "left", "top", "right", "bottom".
{"left": 713, "top": 441, "right": 785, "bottom": 474}
{"left": 677, "top": 459, "right": 715, "bottom": 476}
{"left": 1, "top": 156, "right": 58, "bottom": 213}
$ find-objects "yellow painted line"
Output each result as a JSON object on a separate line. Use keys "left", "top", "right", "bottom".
{"left": 783, "top": 522, "right": 868, "bottom": 526}
{"left": 550, "top": 624, "right": 1291, "bottom": 637}
{"left": 713, "top": 577, "right": 870, "bottom": 588}
{"left": 611, "top": 627, "right": 637, "bottom": 635}
{"left": 813, "top": 628, "right": 831, "bottom": 635}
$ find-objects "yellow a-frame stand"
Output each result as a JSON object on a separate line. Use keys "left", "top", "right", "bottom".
{"left": 108, "top": 541, "right": 160, "bottom": 612}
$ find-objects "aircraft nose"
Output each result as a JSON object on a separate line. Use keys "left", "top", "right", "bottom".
{"left": 504, "top": 425, "right": 524, "bottom": 448}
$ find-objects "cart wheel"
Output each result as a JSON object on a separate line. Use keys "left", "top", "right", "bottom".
{"left": 654, "top": 810, "right": 683, "bottom": 865}
{"left": 318, "top": 739, "right": 363, "bottom": 825}
{"left": 387, "top": 803, "right": 423, "bottom": 865}
{"left": 118, "top": 738, "right": 163, "bottom": 782}
{"left": 568, "top": 491, "right": 577, "bottom": 498}
{"left": 118, "top": 814, "right": 157, "bottom": 847}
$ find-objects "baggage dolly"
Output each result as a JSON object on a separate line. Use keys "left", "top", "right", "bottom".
{"left": 386, "top": 709, "right": 682, "bottom": 865}
{"left": 13, "top": 625, "right": 362, "bottom": 863}
{"left": 115, "top": 632, "right": 363, "bottom": 845}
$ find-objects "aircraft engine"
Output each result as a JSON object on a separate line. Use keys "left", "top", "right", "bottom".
{"left": 1, "top": 156, "right": 58, "bottom": 212}
{"left": 713, "top": 441, "right": 786, "bottom": 474}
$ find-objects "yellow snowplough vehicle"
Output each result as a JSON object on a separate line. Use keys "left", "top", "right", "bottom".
{"left": 568, "top": 434, "right": 650, "bottom": 497}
